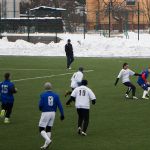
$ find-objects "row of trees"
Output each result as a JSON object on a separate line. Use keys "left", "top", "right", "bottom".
{"left": 20, "top": 0, "right": 150, "bottom": 32}
{"left": 93, "top": 0, "right": 150, "bottom": 32}
{"left": 142, "top": 0, "right": 150, "bottom": 31}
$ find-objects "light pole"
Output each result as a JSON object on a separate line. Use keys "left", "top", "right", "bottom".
{"left": 27, "top": 8, "right": 30, "bottom": 42}
{"left": 0, "top": 2, "right": 2, "bottom": 38}
{"left": 96, "top": 0, "right": 100, "bottom": 32}
{"left": 108, "top": 0, "right": 111, "bottom": 37}
{"left": 53, "top": 0, "right": 59, "bottom": 43}
{"left": 83, "top": 4, "right": 86, "bottom": 39}
{"left": 14, "top": 0, "right": 16, "bottom": 18}
{"left": 137, "top": 0, "right": 140, "bottom": 40}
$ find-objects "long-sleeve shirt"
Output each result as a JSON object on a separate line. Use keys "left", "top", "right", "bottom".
{"left": 137, "top": 69, "right": 149, "bottom": 84}
{"left": 39, "top": 91, "right": 64, "bottom": 116}
{"left": 117, "top": 69, "right": 135, "bottom": 83}
{"left": 65, "top": 43, "right": 73, "bottom": 56}
{"left": 0, "top": 80, "right": 16, "bottom": 104}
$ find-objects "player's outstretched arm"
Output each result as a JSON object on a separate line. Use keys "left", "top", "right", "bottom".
{"left": 66, "top": 96, "right": 75, "bottom": 105}
{"left": 134, "top": 73, "right": 141, "bottom": 76}
{"left": 114, "top": 78, "right": 119, "bottom": 86}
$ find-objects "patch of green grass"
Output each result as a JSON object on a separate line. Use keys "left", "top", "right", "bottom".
{"left": 0, "top": 57, "right": 150, "bottom": 150}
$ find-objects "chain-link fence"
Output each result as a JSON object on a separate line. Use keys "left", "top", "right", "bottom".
{"left": 0, "top": 0, "right": 150, "bottom": 42}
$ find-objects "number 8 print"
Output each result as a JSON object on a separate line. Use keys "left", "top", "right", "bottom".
{"left": 48, "top": 96, "right": 54, "bottom": 106}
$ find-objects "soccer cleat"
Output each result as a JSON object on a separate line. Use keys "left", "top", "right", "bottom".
{"left": 81, "top": 131, "right": 87, "bottom": 136}
{"left": 40, "top": 140, "right": 51, "bottom": 150}
{"left": 69, "top": 67, "right": 72, "bottom": 70}
{"left": 125, "top": 94, "right": 129, "bottom": 98}
{"left": 133, "top": 96, "right": 138, "bottom": 100}
{"left": 0, "top": 110, "right": 5, "bottom": 118}
{"left": 142, "top": 97, "right": 149, "bottom": 100}
{"left": 78, "top": 127, "right": 82, "bottom": 135}
{"left": 4, "top": 118, "right": 10, "bottom": 124}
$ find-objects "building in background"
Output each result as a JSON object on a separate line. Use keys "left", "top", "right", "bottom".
{"left": 86, "top": 0, "right": 149, "bottom": 31}
{"left": 0, "top": 0, "right": 20, "bottom": 18}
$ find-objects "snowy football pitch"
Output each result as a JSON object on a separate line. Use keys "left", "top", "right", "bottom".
{"left": 0, "top": 56, "right": 150, "bottom": 150}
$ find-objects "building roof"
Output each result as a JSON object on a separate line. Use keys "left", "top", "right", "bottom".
{"left": 30, "top": 6, "right": 66, "bottom": 12}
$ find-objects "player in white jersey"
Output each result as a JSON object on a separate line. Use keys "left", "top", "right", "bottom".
{"left": 71, "top": 68, "right": 84, "bottom": 89}
{"left": 115, "top": 63, "right": 141, "bottom": 99}
{"left": 66, "top": 80, "right": 96, "bottom": 136}
{"left": 65, "top": 67, "right": 84, "bottom": 98}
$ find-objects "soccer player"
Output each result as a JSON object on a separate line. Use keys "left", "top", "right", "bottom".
{"left": 65, "top": 67, "right": 84, "bottom": 97}
{"left": 39, "top": 82, "right": 64, "bottom": 150}
{"left": 0, "top": 73, "right": 17, "bottom": 123}
{"left": 137, "top": 67, "right": 150, "bottom": 99}
{"left": 114, "top": 63, "right": 141, "bottom": 99}
{"left": 65, "top": 39, "right": 74, "bottom": 69}
{"left": 66, "top": 80, "right": 96, "bottom": 136}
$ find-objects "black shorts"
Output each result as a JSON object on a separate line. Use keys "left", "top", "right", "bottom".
{"left": 123, "top": 82, "right": 135, "bottom": 88}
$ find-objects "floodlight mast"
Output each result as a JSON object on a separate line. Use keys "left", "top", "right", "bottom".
{"left": 0, "top": 2, "right": 1, "bottom": 38}
{"left": 137, "top": 0, "right": 140, "bottom": 40}
{"left": 53, "top": 0, "right": 59, "bottom": 43}
{"left": 14, "top": 0, "right": 16, "bottom": 18}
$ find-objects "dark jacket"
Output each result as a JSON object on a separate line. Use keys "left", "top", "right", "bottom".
{"left": 65, "top": 43, "right": 73, "bottom": 56}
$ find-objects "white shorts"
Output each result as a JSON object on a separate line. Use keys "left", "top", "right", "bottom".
{"left": 71, "top": 82, "right": 78, "bottom": 89}
{"left": 39, "top": 112, "right": 55, "bottom": 128}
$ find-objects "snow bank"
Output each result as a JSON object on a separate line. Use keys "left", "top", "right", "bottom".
{"left": 0, "top": 32, "right": 150, "bottom": 57}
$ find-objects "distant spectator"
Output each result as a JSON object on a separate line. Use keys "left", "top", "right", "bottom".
{"left": 65, "top": 39, "right": 74, "bottom": 69}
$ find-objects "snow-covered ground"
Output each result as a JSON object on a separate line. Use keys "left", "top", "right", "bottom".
{"left": 0, "top": 32, "right": 150, "bottom": 57}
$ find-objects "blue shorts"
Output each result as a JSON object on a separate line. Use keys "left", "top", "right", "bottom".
{"left": 138, "top": 83, "right": 150, "bottom": 90}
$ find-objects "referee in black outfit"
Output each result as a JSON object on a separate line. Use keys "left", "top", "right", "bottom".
{"left": 65, "top": 39, "right": 74, "bottom": 69}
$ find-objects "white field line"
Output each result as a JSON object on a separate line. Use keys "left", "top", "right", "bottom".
{"left": 12, "top": 70, "right": 94, "bottom": 82}
{"left": 0, "top": 68, "right": 75, "bottom": 71}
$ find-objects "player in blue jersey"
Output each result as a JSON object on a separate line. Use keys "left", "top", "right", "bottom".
{"left": 137, "top": 67, "right": 150, "bottom": 99}
{"left": 39, "top": 82, "right": 64, "bottom": 150}
{"left": 0, "top": 73, "right": 17, "bottom": 123}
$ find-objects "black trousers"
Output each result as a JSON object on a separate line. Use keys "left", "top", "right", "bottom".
{"left": 66, "top": 55, "right": 74, "bottom": 68}
{"left": 77, "top": 108, "right": 89, "bottom": 133}
{"left": 1, "top": 103, "right": 14, "bottom": 118}
{"left": 123, "top": 82, "right": 136, "bottom": 96}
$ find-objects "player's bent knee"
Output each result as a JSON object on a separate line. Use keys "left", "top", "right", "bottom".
{"left": 132, "top": 86, "right": 136, "bottom": 90}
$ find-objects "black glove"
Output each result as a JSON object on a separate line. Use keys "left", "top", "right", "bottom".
{"left": 60, "top": 115, "right": 65, "bottom": 121}
{"left": 92, "top": 100, "right": 96, "bottom": 105}
{"left": 66, "top": 101, "right": 70, "bottom": 105}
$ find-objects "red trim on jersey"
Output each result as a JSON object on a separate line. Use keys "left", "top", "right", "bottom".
{"left": 142, "top": 73, "right": 147, "bottom": 82}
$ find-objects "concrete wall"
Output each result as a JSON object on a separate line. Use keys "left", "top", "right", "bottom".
{"left": 0, "top": 0, "right": 20, "bottom": 18}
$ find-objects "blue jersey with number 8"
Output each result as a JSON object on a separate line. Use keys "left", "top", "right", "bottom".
{"left": 39, "top": 91, "right": 64, "bottom": 116}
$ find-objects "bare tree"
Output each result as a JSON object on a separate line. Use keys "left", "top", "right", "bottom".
{"left": 101, "top": 0, "right": 130, "bottom": 33}
{"left": 142, "top": 0, "right": 150, "bottom": 32}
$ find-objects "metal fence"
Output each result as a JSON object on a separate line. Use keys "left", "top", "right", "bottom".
{"left": 0, "top": 1, "right": 150, "bottom": 42}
